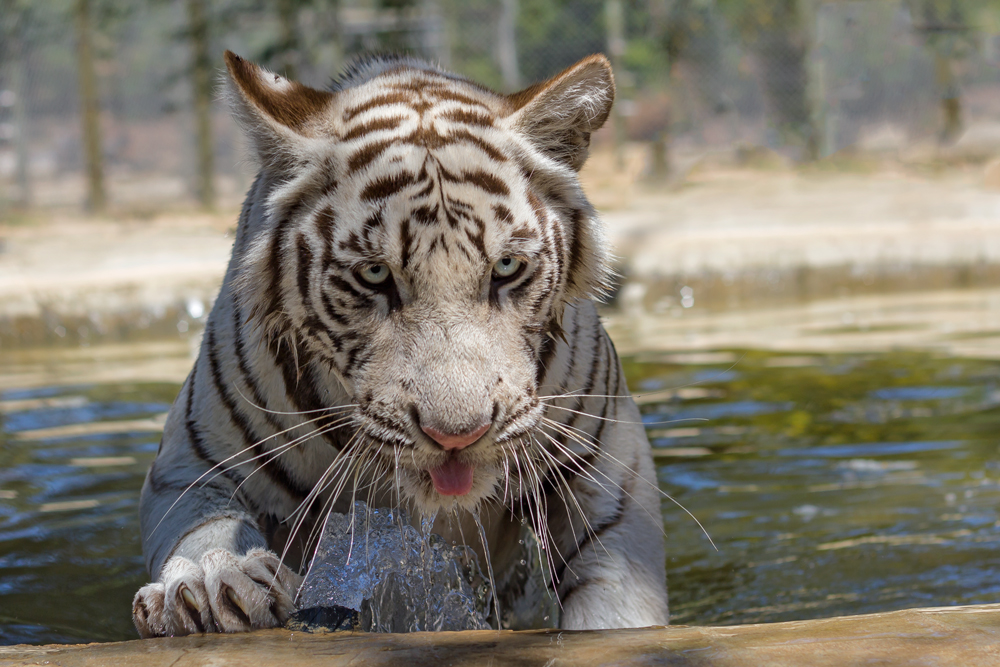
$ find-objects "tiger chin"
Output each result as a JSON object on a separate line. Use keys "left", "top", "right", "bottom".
{"left": 132, "top": 49, "right": 668, "bottom": 637}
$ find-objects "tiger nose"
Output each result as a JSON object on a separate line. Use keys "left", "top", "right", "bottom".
{"left": 421, "top": 422, "right": 490, "bottom": 451}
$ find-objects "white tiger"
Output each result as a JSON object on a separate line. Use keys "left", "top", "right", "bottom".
{"left": 132, "top": 50, "right": 668, "bottom": 636}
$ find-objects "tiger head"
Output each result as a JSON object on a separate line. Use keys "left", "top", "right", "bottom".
{"left": 224, "top": 51, "right": 614, "bottom": 513}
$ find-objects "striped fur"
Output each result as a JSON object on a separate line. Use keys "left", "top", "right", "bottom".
{"left": 132, "top": 51, "right": 667, "bottom": 637}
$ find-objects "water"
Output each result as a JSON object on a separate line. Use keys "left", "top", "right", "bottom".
{"left": 628, "top": 351, "right": 1000, "bottom": 624}
{"left": 2, "top": 341, "right": 1000, "bottom": 643}
{"left": 296, "top": 501, "right": 491, "bottom": 632}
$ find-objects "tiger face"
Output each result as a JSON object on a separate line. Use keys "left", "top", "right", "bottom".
{"left": 225, "top": 52, "right": 615, "bottom": 513}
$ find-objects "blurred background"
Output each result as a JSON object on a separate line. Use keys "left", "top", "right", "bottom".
{"left": 4, "top": 0, "right": 1000, "bottom": 647}
{"left": 1, "top": 0, "right": 1000, "bottom": 214}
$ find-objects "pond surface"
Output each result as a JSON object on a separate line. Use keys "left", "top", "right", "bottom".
{"left": 1, "top": 341, "right": 999, "bottom": 643}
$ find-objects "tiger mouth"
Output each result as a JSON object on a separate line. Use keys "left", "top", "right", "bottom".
{"left": 428, "top": 457, "right": 475, "bottom": 496}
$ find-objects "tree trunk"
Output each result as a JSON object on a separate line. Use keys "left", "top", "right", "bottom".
{"left": 935, "top": 50, "right": 962, "bottom": 144}
{"left": 605, "top": 0, "right": 626, "bottom": 167}
{"left": 497, "top": 0, "right": 519, "bottom": 91}
{"left": 420, "top": 0, "right": 450, "bottom": 67}
{"left": 646, "top": 0, "right": 674, "bottom": 182}
{"left": 10, "top": 32, "right": 31, "bottom": 208}
{"left": 187, "top": 0, "right": 215, "bottom": 210}
{"left": 649, "top": 129, "right": 670, "bottom": 181}
{"left": 754, "top": 0, "right": 820, "bottom": 161}
{"left": 277, "top": 0, "right": 298, "bottom": 80}
{"left": 799, "top": 0, "right": 824, "bottom": 159}
{"left": 76, "top": 0, "right": 105, "bottom": 212}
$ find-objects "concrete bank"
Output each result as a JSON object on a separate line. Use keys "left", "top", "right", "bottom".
{"left": 2, "top": 603, "right": 998, "bottom": 666}
{"left": 604, "top": 169, "right": 1000, "bottom": 311}
{"left": 0, "top": 212, "right": 232, "bottom": 347}
{"left": 3, "top": 169, "right": 1000, "bottom": 347}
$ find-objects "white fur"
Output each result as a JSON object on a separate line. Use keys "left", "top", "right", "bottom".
{"left": 133, "top": 53, "right": 667, "bottom": 637}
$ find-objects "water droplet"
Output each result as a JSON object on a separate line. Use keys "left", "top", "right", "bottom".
{"left": 185, "top": 298, "right": 205, "bottom": 320}
{"left": 296, "top": 501, "right": 491, "bottom": 632}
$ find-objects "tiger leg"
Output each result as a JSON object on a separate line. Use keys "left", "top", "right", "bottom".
{"left": 543, "top": 351, "right": 669, "bottom": 630}
{"left": 554, "top": 441, "right": 669, "bottom": 629}
{"left": 133, "top": 393, "right": 302, "bottom": 637}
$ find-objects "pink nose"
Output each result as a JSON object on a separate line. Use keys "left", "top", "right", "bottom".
{"left": 421, "top": 423, "right": 490, "bottom": 451}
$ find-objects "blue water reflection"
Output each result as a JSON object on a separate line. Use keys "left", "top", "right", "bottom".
{"left": 1, "top": 349, "right": 999, "bottom": 642}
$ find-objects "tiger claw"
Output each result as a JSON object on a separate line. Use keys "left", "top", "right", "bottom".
{"left": 132, "top": 548, "right": 301, "bottom": 637}
{"left": 225, "top": 585, "right": 251, "bottom": 618}
{"left": 180, "top": 585, "right": 199, "bottom": 612}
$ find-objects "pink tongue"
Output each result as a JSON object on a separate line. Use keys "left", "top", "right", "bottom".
{"left": 429, "top": 459, "right": 475, "bottom": 496}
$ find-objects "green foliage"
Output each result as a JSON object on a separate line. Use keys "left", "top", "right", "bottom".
{"left": 517, "top": 0, "right": 606, "bottom": 82}
{"left": 715, "top": 0, "right": 800, "bottom": 42}
{"left": 623, "top": 36, "right": 667, "bottom": 85}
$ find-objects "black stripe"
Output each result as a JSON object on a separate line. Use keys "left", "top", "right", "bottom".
{"left": 296, "top": 234, "right": 314, "bottom": 307}
{"left": 492, "top": 203, "right": 513, "bottom": 225}
{"left": 328, "top": 274, "right": 367, "bottom": 304}
{"left": 342, "top": 115, "right": 405, "bottom": 142}
{"left": 534, "top": 331, "right": 558, "bottom": 387}
{"left": 343, "top": 93, "right": 411, "bottom": 122}
{"left": 508, "top": 269, "right": 539, "bottom": 304}
{"left": 555, "top": 488, "right": 626, "bottom": 590}
{"left": 262, "top": 198, "right": 309, "bottom": 324}
{"left": 448, "top": 130, "right": 507, "bottom": 162}
{"left": 183, "top": 360, "right": 243, "bottom": 486}
{"left": 207, "top": 325, "right": 311, "bottom": 501}
{"left": 272, "top": 342, "right": 341, "bottom": 454}
{"left": 315, "top": 205, "right": 338, "bottom": 247}
{"left": 342, "top": 342, "right": 362, "bottom": 377}
{"left": 412, "top": 204, "right": 438, "bottom": 226}
{"left": 439, "top": 108, "right": 494, "bottom": 127}
{"left": 319, "top": 290, "right": 349, "bottom": 328}
{"left": 548, "top": 212, "right": 567, "bottom": 297}
{"left": 463, "top": 169, "right": 509, "bottom": 196}
{"left": 546, "top": 325, "right": 619, "bottom": 584}
{"left": 361, "top": 171, "right": 416, "bottom": 202}
{"left": 400, "top": 218, "right": 414, "bottom": 270}
{"left": 566, "top": 208, "right": 585, "bottom": 293}
{"left": 232, "top": 302, "right": 283, "bottom": 431}
{"left": 413, "top": 177, "right": 435, "bottom": 199}
{"left": 348, "top": 138, "right": 394, "bottom": 173}
{"left": 421, "top": 88, "right": 492, "bottom": 111}
{"left": 465, "top": 214, "right": 487, "bottom": 261}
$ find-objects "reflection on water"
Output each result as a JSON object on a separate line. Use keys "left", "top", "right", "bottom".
{"left": 0, "top": 344, "right": 190, "bottom": 644}
{"left": 631, "top": 351, "right": 1000, "bottom": 625}
{"left": 1, "top": 342, "right": 1000, "bottom": 643}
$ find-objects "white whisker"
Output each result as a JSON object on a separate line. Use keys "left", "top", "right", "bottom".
{"left": 542, "top": 402, "right": 707, "bottom": 427}
{"left": 543, "top": 416, "right": 717, "bottom": 551}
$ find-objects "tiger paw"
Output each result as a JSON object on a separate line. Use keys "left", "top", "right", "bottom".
{"left": 132, "top": 548, "right": 302, "bottom": 638}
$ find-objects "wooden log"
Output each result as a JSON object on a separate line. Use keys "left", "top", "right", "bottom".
{"left": 2, "top": 603, "right": 999, "bottom": 666}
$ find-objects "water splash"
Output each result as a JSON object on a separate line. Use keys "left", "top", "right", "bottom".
{"left": 295, "top": 501, "right": 492, "bottom": 632}
{"left": 472, "top": 508, "right": 499, "bottom": 625}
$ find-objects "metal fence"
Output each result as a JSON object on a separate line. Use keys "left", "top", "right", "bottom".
{"left": 1, "top": 0, "right": 999, "bottom": 214}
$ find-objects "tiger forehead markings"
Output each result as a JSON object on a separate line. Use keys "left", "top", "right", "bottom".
{"left": 132, "top": 51, "right": 668, "bottom": 637}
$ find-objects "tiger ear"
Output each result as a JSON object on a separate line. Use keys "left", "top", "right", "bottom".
{"left": 223, "top": 50, "right": 334, "bottom": 171}
{"left": 505, "top": 55, "right": 615, "bottom": 171}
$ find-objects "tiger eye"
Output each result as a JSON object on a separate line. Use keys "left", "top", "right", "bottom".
{"left": 492, "top": 257, "right": 522, "bottom": 279}
{"left": 359, "top": 263, "right": 391, "bottom": 285}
